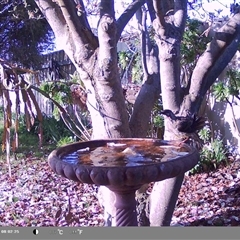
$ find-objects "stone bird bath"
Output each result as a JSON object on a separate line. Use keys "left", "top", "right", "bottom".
{"left": 48, "top": 138, "right": 199, "bottom": 226}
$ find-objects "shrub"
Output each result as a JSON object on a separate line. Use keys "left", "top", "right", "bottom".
{"left": 190, "top": 126, "right": 229, "bottom": 174}
{"left": 31, "top": 115, "right": 75, "bottom": 144}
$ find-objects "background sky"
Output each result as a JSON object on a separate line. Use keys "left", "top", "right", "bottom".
{"left": 193, "top": 0, "right": 231, "bottom": 18}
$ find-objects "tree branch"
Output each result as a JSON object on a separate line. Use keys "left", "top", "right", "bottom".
{"left": 100, "top": 0, "right": 114, "bottom": 16}
{"left": 153, "top": 0, "right": 174, "bottom": 28}
{"left": 174, "top": 0, "right": 187, "bottom": 34}
{"left": 153, "top": 0, "right": 187, "bottom": 113}
{"left": 98, "top": 0, "right": 117, "bottom": 65}
{"left": 34, "top": 0, "right": 66, "bottom": 40}
{"left": 129, "top": 4, "right": 160, "bottom": 137}
{"left": 182, "top": 12, "right": 240, "bottom": 114}
{"left": 204, "top": 33, "right": 240, "bottom": 93}
{"left": 116, "top": 0, "right": 146, "bottom": 41}
{"left": 146, "top": 0, "right": 156, "bottom": 22}
{"left": 57, "top": 0, "right": 98, "bottom": 50}
{"left": 76, "top": 0, "right": 92, "bottom": 30}
{"left": 136, "top": 5, "right": 149, "bottom": 78}
{"left": 35, "top": 0, "right": 98, "bottom": 65}
{"left": 29, "top": 84, "right": 87, "bottom": 139}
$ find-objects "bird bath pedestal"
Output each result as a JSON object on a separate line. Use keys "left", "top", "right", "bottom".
{"left": 48, "top": 138, "right": 199, "bottom": 226}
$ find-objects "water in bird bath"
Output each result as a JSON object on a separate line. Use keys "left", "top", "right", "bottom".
{"left": 61, "top": 140, "right": 189, "bottom": 167}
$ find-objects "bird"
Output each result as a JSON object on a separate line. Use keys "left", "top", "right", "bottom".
{"left": 160, "top": 109, "right": 205, "bottom": 134}
{"left": 160, "top": 109, "right": 206, "bottom": 149}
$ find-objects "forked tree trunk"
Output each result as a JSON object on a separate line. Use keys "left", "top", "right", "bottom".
{"left": 35, "top": 0, "right": 240, "bottom": 227}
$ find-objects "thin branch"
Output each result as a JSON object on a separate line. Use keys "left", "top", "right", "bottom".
{"left": 116, "top": 0, "right": 146, "bottom": 41}
{"left": 57, "top": 0, "right": 97, "bottom": 49}
{"left": 74, "top": 106, "right": 91, "bottom": 139}
{"left": 120, "top": 51, "right": 137, "bottom": 83}
{"left": 146, "top": 0, "right": 156, "bottom": 22}
{"left": 29, "top": 84, "right": 86, "bottom": 139}
{"left": 136, "top": 5, "right": 149, "bottom": 78}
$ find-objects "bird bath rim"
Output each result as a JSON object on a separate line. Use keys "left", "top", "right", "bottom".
{"left": 48, "top": 138, "right": 199, "bottom": 188}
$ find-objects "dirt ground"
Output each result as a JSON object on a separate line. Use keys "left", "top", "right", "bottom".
{"left": 0, "top": 154, "right": 239, "bottom": 226}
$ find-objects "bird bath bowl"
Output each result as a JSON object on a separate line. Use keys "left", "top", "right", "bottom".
{"left": 48, "top": 138, "right": 199, "bottom": 226}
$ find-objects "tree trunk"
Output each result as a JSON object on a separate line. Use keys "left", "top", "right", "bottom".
{"left": 150, "top": 174, "right": 184, "bottom": 226}
{"left": 35, "top": 0, "right": 147, "bottom": 227}
{"left": 150, "top": 2, "right": 240, "bottom": 226}
{"left": 149, "top": 0, "right": 187, "bottom": 226}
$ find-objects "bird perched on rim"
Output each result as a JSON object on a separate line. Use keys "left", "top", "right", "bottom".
{"left": 160, "top": 109, "right": 206, "bottom": 148}
{"left": 160, "top": 109, "right": 205, "bottom": 133}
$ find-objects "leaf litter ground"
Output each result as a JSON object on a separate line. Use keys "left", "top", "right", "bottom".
{"left": 0, "top": 153, "right": 239, "bottom": 226}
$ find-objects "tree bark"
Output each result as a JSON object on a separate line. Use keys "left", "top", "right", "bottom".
{"left": 35, "top": 0, "right": 146, "bottom": 226}
{"left": 150, "top": 174, "right": 184, "bottom": 226}
{"left": 153, "top": 0, "right": 187, "bottom": 113}
{"left": 149, "top": 0, "right": 187, "bottom": 226}
{"left": 150, "top": 2, "right": 240, "bottom": 226}
{"left": 35, "top": 0, "right": 136, "bottom": 138}
{"left": 129, "top": 4, "right": 160, "bottom": 137}
{"left": 180, "top": 12, "right": 240, "bottom": 115}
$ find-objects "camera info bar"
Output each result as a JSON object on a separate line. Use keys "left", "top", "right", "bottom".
{"left": 0, "top": 227, "right": 239, "bottom": 240}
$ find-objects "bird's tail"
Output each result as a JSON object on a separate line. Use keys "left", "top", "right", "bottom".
{"left": 192, "top": 115, "right": 206, "bottom": 132}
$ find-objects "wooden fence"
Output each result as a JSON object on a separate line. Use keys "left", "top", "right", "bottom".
{"left": 32, "top": 50, "right": 76, "bottom": 116}
{"left": 38, "top": 50, "right": 76, "bottom": 81}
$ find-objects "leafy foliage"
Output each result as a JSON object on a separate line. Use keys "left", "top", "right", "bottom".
{"left": 118, "top": 47, "right": 143, "bottom": 83}
{"left": 153, "top": 115, "right": 164, "bottom": 129}
{"left": 118, "top": 51, "right": 131, "bottom": 70}
{"left": 180, "top": 18, "right": 212, "bottom": 91}
{"left": 181, "top": 18, "right": 211, "bottom": 68}
{"left": 29, "top": 115, "right": 75, "bottom": 145}
{"left": 147, "top": 100, "right": 164, "bottom": 138}
{"left": 198, "top": 125, "right": 211, "bottom": 143}
{"left": 199, "top": 140, "right": 228, "bottom": 171}
{"left": 213, "top": 68, "right": 240, "bottom": 102}
{"left": 190, "top": 126, "right": 229, "bottom": 174}
{"left": 40, "top": 80, "right": 73, "bottom": 120}
{"left": 56, "top": 136, "right": 75, "bottom": 147}
{"left": 0, "top": 0, "right": 54, "bottom": 67}
{"left": 38, "top": 73, "right": 91, "bottom": 140}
